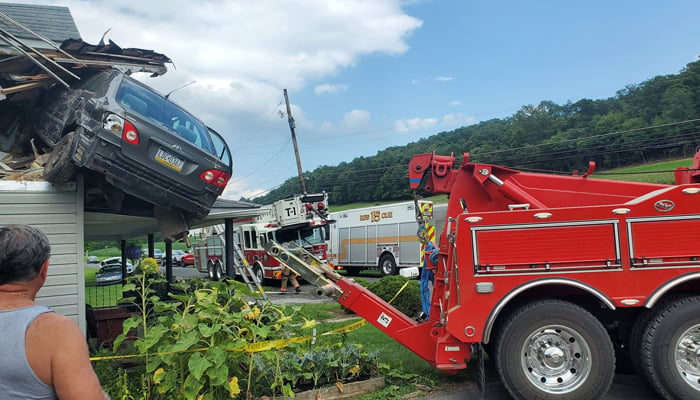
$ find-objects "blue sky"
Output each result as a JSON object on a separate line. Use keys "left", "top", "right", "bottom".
{"left": 21, "top": 0, "right": 700, "bottom": 200}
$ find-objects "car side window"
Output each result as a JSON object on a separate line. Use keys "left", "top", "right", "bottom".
{"left": 208, "top": 127, "right": 232, "bottom": 167}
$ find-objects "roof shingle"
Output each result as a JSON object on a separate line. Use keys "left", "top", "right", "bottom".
{"left": 0, "top": 2, "right": 81, "bottom": 43}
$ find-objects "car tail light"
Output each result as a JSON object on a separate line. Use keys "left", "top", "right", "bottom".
{"left": 200, "top": 169, "right": 230, "bottom": 188}
{"left": 122, "top": 120, "right": 139, "bottom": 145}
{"left": 104, "top": 114, "right": 140, "bottom": 145}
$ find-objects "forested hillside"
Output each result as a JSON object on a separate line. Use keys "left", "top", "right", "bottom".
{"left": 248, "top": 59, "right": 700, "bottom": 206}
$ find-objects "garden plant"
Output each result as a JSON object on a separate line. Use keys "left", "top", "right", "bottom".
{"left": 94, "top": 267, "right": 380, "bottom": 399}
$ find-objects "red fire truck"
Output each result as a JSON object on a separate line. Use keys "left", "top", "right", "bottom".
{"left": 193, "top": 192, "right": 331, "bottom": 282}
{"left": 266, "top": 151, "right": 700, "bottom": 400}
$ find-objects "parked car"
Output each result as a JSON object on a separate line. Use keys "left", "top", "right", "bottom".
{"left": 95, "top": 264, "right": 124, "bottom": 285}
{"left": 153, "top": 248, "right": 164, "bottom": 266}
{"left": 37, "top": 69, "right": 233, "bottom": 242}
{"left": 100, "top": 257, "right": 134, "bottom": 275}
{"left": 87, "top": 255, "right": 100, "bottom": 264}
{"left": 172, "top": 249, "right": 185, "bottom": 264}
{"left": 181, "top": 252, "right": 194, "bottom": 267}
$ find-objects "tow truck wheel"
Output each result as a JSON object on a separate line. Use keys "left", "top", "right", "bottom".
{"left": 495, "top": 299, "right": 614, "bottom": 400}
{"left": 43, "top": 131, "right": 77, "bottom": 185}
{"left": 379, "top": 254, "right": 397, "bottom": 276}
{"left": 640, "top": 295, "right": 700, "bottom": 400}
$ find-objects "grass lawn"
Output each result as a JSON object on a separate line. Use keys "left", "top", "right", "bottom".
{"left": 84, "top": 268, "right": 124, "bottom": 308}
{"left": 298, "top": 302, "right": 475, "bottom": 396}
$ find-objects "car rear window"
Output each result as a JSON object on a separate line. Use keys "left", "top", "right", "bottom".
{"left": 116, "top": 77, "right": 216, "bottom": 155}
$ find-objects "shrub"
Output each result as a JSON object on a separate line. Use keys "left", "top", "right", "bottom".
{"left": 367, "top": 275, "right": 421, "bottom": 318}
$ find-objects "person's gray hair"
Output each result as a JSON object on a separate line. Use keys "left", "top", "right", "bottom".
{"left": 0, "top": 224, "right": 51, "bottom": 285}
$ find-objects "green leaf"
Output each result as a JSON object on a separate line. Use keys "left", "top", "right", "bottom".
{"left": 142, "top": 324, "right": 169, "bottom": 350}
{"left": 198, "top": 323, "right": 214, "bottom": 338}
{"left": 206, "top": 346, "right": 227, "bottom": 366}
{"left": 207, "top": 363, "right": 228, "bottom": 386}
{"left": 281, "top": 383, "right": 295, "bottom": 398}
{"left": 182, "top": 372, "right": 205, "bottom": 400}
{"left": 188, "top": 352, "right": 212, "bottom": 380}
{"left": 170, "top": 293, "right": 191, "bottom": 303}
{"left": 121, "top": 283, "right": 137, "bottom": 292}
{"left": 169, "top": 329, "right": 200, "bottom": 352}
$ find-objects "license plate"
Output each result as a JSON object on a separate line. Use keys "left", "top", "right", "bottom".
{"left": 155, "top": 148, "right": 184, "bottom": 171}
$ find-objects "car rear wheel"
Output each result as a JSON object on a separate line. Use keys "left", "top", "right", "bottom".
{"left": 43, "top": 131, "right": 77, "bottom": 184}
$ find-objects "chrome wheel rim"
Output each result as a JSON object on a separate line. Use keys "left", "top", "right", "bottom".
{"left": 521, "top": 325, "right": 592, "bottom": 394}
{"left": 675, "top": 324, "right": 700, "bottom": 391}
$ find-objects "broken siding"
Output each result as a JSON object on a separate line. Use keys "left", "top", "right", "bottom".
{"left": 0, "top": 180, "right": 85, "bottom": 331}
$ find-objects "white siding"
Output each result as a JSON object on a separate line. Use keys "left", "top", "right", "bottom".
{"left": 0, "top": 181, "right": 85, "bottom": 331}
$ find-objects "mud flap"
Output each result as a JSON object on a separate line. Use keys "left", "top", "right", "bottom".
{"left": 153, "top": 206, "right": 190, "bottom": 244}
{"left": 474, "top": 343, "right": 486, "bottom": 398}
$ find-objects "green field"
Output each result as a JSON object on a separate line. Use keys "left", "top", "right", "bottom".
{"left": 593, "top": 157, "right": 693, "bottom": 184}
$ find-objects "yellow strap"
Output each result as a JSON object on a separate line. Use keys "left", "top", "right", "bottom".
{"left": 387, "top": 281, "right": 410, "bottom": 305}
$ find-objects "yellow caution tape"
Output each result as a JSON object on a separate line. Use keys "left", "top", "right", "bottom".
{"left": 90, "top": 319, "right": 367, "bottom": 362}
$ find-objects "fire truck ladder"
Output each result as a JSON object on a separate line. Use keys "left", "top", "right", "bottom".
{"left": 263, "top": 241, "right": 343, "bottom": 299}
{"left": 232, "top": 242, "right": 269, "bottom": 301}
{"left": 209, "top": 224, "right": 268, "bottom": 301}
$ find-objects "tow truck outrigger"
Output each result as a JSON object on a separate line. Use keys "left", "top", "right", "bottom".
{"left": 265, "top": 150, "right": 700, "bottom": 400}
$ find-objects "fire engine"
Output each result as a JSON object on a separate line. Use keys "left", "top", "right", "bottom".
{"left": 327, "top": 200, "right": 440, "bottom": 276}
{"left": 265, "top": 151, "right": 700, "bottom": 400}
{"left": 192, "top": 192, "right": 331, "bottom": 283}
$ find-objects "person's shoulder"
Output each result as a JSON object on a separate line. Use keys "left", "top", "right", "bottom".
{"left": 33, "top": 311, "right": 82, "bottom": 336}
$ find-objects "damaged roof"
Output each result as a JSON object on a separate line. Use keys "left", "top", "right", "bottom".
{"left": 0, "top": 3, "right": 81, "bottom": 45}
{"left": 0, "top": 2, "right": 170, "bottom": 93}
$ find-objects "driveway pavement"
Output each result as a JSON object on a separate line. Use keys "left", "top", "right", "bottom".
{"left": 423, "top": 373, "right": 660, "bottom": 399}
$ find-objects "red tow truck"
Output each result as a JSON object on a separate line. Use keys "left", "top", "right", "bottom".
{"left": 265, "top": 151, "right": 700, "bottom": 400}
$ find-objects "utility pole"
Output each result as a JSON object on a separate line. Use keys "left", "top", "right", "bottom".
{"left": 283, "top": 89, "right": 307, "bottom": 194}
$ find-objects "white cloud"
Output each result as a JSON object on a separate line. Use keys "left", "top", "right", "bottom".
{"left": 441, "top": 113, "right": 476, "bottom": 127}
{"left": 393, "top": 117, "right": 438, "bottom": 133}
{"left": 341, "top": 109, "right": 372, "bottom": 131}
{"left": 436, "top": 76, "right": 454, "bottom": 81}
{"left": 18, "top": 0, "right": 424, "bottom": 196}
{"left": 26, "top": 0, "right": 421, "bottom": 128}
{"left": 448, "top": 100, "right": 461, "bottom": 107}
{"left": 315, "top": 83, "right": 350, "bottom": 95}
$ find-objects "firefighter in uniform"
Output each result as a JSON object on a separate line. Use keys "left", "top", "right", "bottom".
{"left": 280, "top": 266, "right": 301, "bottom": 294}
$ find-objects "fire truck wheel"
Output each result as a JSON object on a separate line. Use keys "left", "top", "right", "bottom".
{"left": 207, "top": 261, "right": 216, "bottom": 281}
{"left": 214, "top": 261, "right": 225, "bottom": 281}
{"left": 253, "top": 264, "right": 265, "bottom": 284}
{"left": 379, "top": 254, "right": 397, "bottom": 276}
{"left": 640, "top": 295, "right": 700, "bottom": 400}
{"left": 494, "top": 299, "right": 614, "bottom": 400}
{"left": 43, "top": 131, "right": 77, "bottom": 185}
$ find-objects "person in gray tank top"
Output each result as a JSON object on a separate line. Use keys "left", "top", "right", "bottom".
{"left": 0, "top": 224, "right": 109, "bottom": 399}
